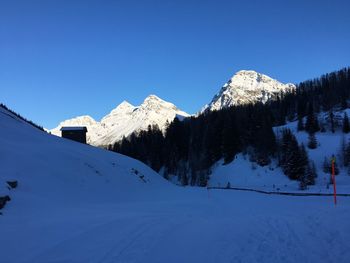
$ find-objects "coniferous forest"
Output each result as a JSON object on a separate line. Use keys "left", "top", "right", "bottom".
{"left": 110, "top": 68, "right": 350, "bottom": 186}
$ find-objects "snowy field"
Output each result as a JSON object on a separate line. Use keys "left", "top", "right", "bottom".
{"left": 2, "top": 189, "right": 350, "bottom": 263}
{"left": 1, "top": 106, "right": 350, "bottom": 263}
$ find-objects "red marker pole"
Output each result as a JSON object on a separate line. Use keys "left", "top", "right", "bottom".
{"left": 331, "top": 158, "right": 337, "bottom": 205}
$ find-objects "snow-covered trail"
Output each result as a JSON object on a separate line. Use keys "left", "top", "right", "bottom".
{"left": 2, "top": 191, "right": 349, "bottom": 263}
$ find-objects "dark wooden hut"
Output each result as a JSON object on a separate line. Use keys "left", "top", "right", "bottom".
{"left": 60, "top": 127, "right": 88, "bottom": 144}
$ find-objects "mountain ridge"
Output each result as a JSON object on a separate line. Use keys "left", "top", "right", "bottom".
{"left": 202, "top": 70, "right": 296, "bottom": 112}
{"left": 51, "top": 70, "right": 296, "bottom": 146}
{"left": 51, "top": 94, "right": 190, "bottom": 146}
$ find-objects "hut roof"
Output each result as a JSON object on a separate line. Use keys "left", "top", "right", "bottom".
{"left": 60, "top": 126, "right": 88, "bottom": 132}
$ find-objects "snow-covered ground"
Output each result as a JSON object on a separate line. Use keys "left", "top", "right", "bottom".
{"left": 1, "top": 106, "right": 350, "bottom": 263}
{"left": 3, "top": 190, "right": 350, "bottom": 263}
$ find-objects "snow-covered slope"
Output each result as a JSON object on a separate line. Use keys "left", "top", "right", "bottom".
{"left": 209, "top": 110, "right": 350, "bottom": 194}
{"left": 0, "top": 105, "right": 173, "bottom": 203}
{"left": 1, "top": 105, "right": 350, "bottom": 263}
{"left": 203, "top": 70, "right": 296, "bottom": 112}
{"left": 50, "top": 95, "right": 190, "bottom": 146}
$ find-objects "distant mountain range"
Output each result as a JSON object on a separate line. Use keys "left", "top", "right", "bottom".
{"left": 51, "top": 95, "right": 189, "bottom": 146}
{"left": 50, "top": 70, "right": 295, "bottom": 146}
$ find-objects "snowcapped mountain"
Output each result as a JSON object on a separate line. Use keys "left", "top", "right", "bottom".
{"left": 202, "top": 70, "right": 296, "bottom": 112}
{"left": 50, "top": 115, "right": 107, "bottom": 144}
{"left": 51, "top": 71, "right": 294, "bottom": 145}
{"left": 50, "top": 95, "right": 190, "bottom": 146}
{"left": 94, "top": 95, "right": 189, "bottom": 146}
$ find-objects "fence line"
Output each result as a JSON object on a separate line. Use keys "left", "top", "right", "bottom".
{"left": 207, "top": 186, "right": 350, "bottom": 197}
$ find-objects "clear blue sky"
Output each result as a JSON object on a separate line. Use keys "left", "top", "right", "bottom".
{"left": 1, "top": 0, "right": 350, "bottom": 128}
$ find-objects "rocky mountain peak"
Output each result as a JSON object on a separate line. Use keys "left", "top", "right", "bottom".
{"left": 203, "top": 70, "right": 296, "bottom": 112}
{"left": 50, "top": 94, "right": 190, "bottom": 146}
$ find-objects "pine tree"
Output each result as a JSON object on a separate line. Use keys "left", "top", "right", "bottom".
{"left": 305, "top": 103, "right": 320, "bottom": 134}
{"left": 341, "top": 96, "right": 348, "bottom": 110}
{"left": 299, "top": 172, "right": 307, "bottom": 190}
{"left": 345, "top": 140, "right": 350, "bottom": 167}
{"left": 343, "top": 112, "right": 350, "bottom": 133}
{"left": 333, "top": 157, "right": 339, "bottom": 176}
{"left": 305, "top": 161, "right": 316, "bottom": 185}
{"left": 298, "top": 145, "right": 310, "bottom": 190}
{"left": 307, "top": 133, "right": 317, "bottom": 149}
{"left": 254, "top": 115, "right": 276, "bottom": 167}
{"left": 299, "top": 144, "right": 309, "bottom": 177}
{"left": 323, "top": 157, "right": 331, "bottom": 174}
{"left": 297, "top": 116, "right": 304, "bottom": 131}
{"left": 280, "top": 129, "right": 294, "bottom": 174}
{"left": 341, "top": 136, "right": 347, "bottom": 166}
{"left": 180, "top": 173, "right": 188, "bottom": 186}
{"left": 198, "top": 170, "right": 208, "bottom": 187}
{"left": 222, "top": 114, "right": 239, "bottom": 164}
{"left": 323, "top": 156, "right": 339, "bottom": 176}
{"left": 311, "top": 161, "right": 318, "bottom": 179}
{"left": 330, "top": 110, "right": 335, "bottom": 133}
{"left": 280, "top": 130, "right": 307, "bottom": 181}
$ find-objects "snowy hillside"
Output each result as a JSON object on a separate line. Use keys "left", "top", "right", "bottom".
{"left": 203, "top": 70, "right": 296, "bottom": 112}
{"left": 50, "top": 95, "right": 189, "bottom": 146}
{"left": 1, "top": 105, "right": 350, "bottom": 263}
{"left": 209, "top": 110, "right": 350, "bottom": 194}
{"left": 0, "top": 105, "right": 173, "bottom": 202}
